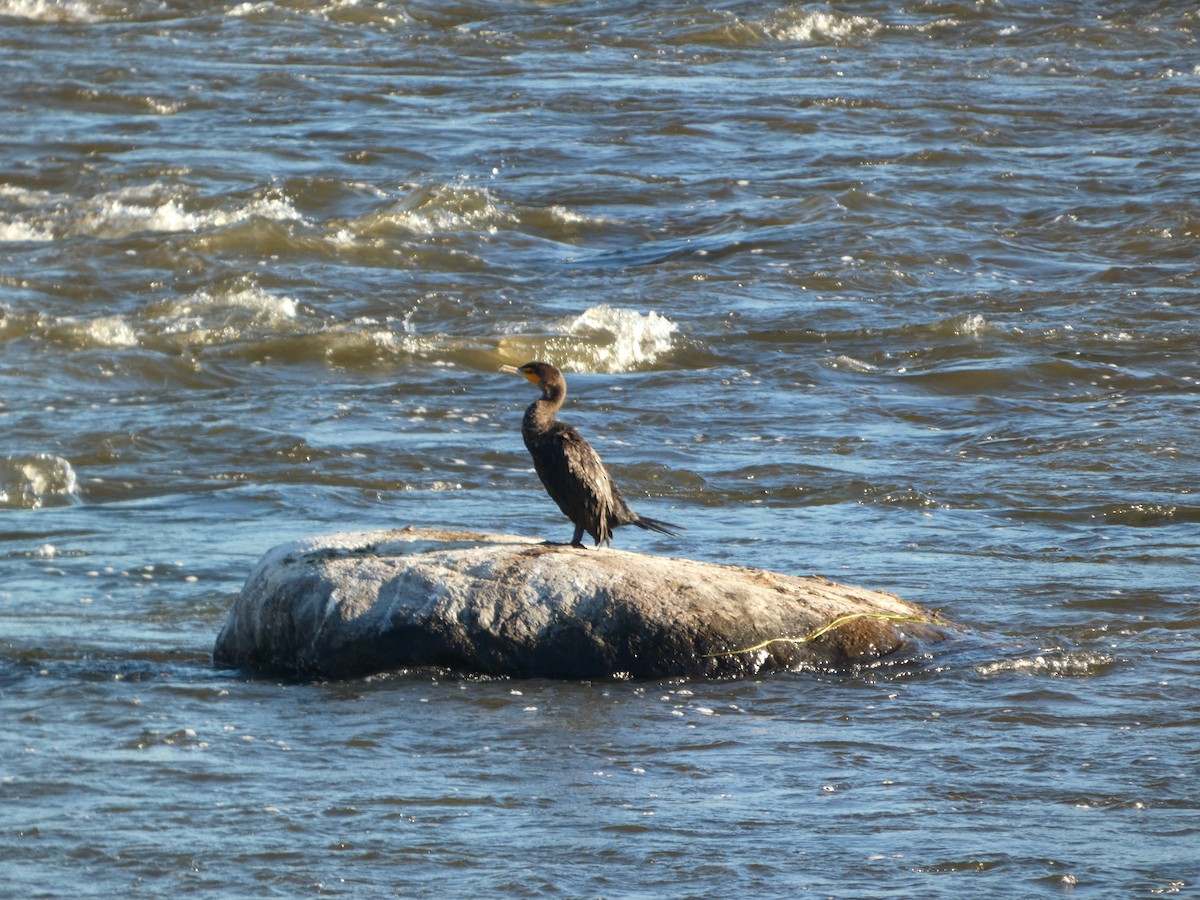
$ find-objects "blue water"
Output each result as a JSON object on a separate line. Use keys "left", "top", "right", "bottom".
{"left": 2, "top": 0, "right": 1198, "bottom": 895}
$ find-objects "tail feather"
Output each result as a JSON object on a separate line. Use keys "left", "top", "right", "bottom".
{"left": 633, "top": 515, "right": 682, "bottom": 537}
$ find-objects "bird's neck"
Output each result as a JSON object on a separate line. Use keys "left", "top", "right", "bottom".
{"left": 524, "top": 389, "right": 564, "bottom": 434}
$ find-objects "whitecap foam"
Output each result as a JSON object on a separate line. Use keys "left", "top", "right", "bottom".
{"left": 956, "top": 313, "right": 989, "bottom": 337}
{"left": 547, "top": 205, "right": 614, "bottom": 227}
{"left": 0, "top": 0, "right": 100, "bottom": 22}
{"left": 90, "top": 197, "right": 205, "bottom": 235}
{"left": 229, "top": 0, "right": 406, "bottom": 26}
{"left": 50, "top": 315, "right": 140, "bottom": 349}
{"left": 83, "top": 188, "right": 306, "bottom": 239}
{"left": 149, "top": 284, "right": 302, "bottom": 345}
{"left": 763, "top": 8, "right": 881, "bottom": 43}
{"left": 226, "top": 1, "right": 269, "bottom": 16}
{"left": 0, "top": 185, "right": 57, "bottom": 242}
{"left": 498, "top": 305, "right": 677, "bottom": 374}
{"left": 975, "top": 650, "right": 1117, "bottom": 679}
{"left": 563, "top": 305, "right": 677, "bottom": 372}
{"left": 828, "top": 355, "right": 885, "bottom": 374}
{"left": 347, "top": 182, "right": 516, "bottom": 238}
{"left": 10, "top": 183, "right": 299, "bottom": 242}
{"left": 0, "top": 218, "right": 54, "bottom": 242}
{"left": 0, "top": 185, "right": 53, "bottom": 205}
{"left": 0, "top": 454, "right": 80, "bottom": 509}
{"left": 3, "top": 183, "right": 308, "bottom": 242}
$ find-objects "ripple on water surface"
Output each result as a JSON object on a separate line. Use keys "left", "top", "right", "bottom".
{"left": 2, "top": 0, "right": 1199, "bottom": 897}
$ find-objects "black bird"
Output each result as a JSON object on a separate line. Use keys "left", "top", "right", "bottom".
{"left": 500, "top": 361, "right": 681, "bottom": 548}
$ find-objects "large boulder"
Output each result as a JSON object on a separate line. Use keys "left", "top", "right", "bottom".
{"left": 213, "top": 528, "right": 955, "bottom": 679}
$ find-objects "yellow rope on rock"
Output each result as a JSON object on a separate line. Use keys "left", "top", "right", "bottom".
{"left": 704, "top": 612, "right": 940, "bottom": 658}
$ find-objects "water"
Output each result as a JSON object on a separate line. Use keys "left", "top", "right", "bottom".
{"left": 2, "top": 0, "right": 1198, "bottom": 895}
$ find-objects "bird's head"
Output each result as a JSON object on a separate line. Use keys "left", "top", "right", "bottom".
{"left": 500, "top": 361, "right": 566, "bottom": 400}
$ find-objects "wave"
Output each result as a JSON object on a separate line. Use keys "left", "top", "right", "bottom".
{"left": 3, "top": 273, "right": 675, "bottom": 376}
{"left": 820, "top": 313, "right": 998, "bottom": 377}
{"left": 639, "top": 5, "right": 886, "bottom": 49}
{"left": 0, "top": 0, "right": 406, "bottom": 33}
{"left": 0, "top": 186, "right": 58, "bottom": 241}
{"left": 0, "top": 184, "right": 307, "bottom": 243}
{"left": 145, "top": 284, "right": 304, "bottom": 347}
{"left": 0, "top": 454, "right": 80, "bottom": 509}
{"left": 227, "top": 0, "right": 411, "bottom": 28}
{"left": 1095, "top": 503, "right": 1200, "bottom": 527}
{"left": 975, "top": 649, "right": 1117, "bottom": 679}
{"left": 0, "top": 0, "right": 101, "bottom": 22}
{"left": 83, "top": 192, "right": 304, "bottom": 240}
{"left": 645, "top": 2, "right": 1195, "bottom": 64}
{"left": 0, "top": 179, "right": 611, "bottom": 271}
{"left": 1, "top": 283, "right": 306, "bottom": 352}
{"left": 498, "top": 305, "right": 678, "bottom": 374}
{"left": 331, "top": 180, "right": 615, "bottom": 250}
{"left": 0, "top": 220, "right": 54, "bottom": 242}
{"left": 805, "top": 314, "right": 1193, "bottom": 400}
{"left": 762, "top": 7, "right": 882, "bottom": 44}
{"left": 341, "top": 182, "right": 517, "bottom": 239}
{"left": 47, "top": 315, "right": 141, "bottom": 349}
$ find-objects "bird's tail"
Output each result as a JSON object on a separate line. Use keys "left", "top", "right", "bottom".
{"left": 633, "top": 515, "right": 682, "bottom": 537}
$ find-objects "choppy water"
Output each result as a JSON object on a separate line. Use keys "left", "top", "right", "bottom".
{"left": 3, "top": 0, "right": 1198, "bottom": 895}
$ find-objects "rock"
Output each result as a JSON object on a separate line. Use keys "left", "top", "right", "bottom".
{"left": 213, "top": 528, "right": 955, "bottom": 679}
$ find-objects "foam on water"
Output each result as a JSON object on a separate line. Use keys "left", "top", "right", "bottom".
{"left": 953, "top": 313, "right": 989, "bottom": 337}
{"left": 0, "top": 454, "right": 80, "bottom": 509}
{"left": 563, "top": 305, "right": 678, "bottom": 372}
{"left": 13, "top": 285, "right": 305, "bottom": 353}
{"left": 227, "top": 0, "right": 408, "bottom": 27}
{"left": 498, "top": 305, "right": 678, "bottom": 374}
{"left": 762, "top": 8, "right": 881, "bottom": 43}
{"left": 974, "top": 649, "right": 1118, "bottom": 679}
{"left": 0, "top": 186, "right": 57, "bottom": 242}
{"left": 0, "top": 219, "right": 53, "bottom": 242}
{"left": 0, "top": 0, "right": 100, "bottom": 22}
{"left": 3, "top": 2, "right": 1198, "bottom": 895}
{"left": 149, "top": 284, "right": 302, "bottom": 345}
{"left": 546, "top": 205, "right": 614, "bottom": 227}
{"left": 828, "top": 354, "right": 886, "bottom": 374}
{"left": 330, "top": 181, "right": 616, "bottom": 252}
{"left": 49, "top": 315, "right": 141, "bottom": 349}
{"left": 347, "top": 182, "right": 516, "bottom": 238}
{"left": 145, "top": 287, "right": 461, "bottom": 367}
{"left": 0, "top": 184, "right": 307, "bottom": 242}
{"left": 87, "top": 188, "right": 307, "bottom": 239}
{"left": 7, "top": 282, "right": 536, "bottom": 369}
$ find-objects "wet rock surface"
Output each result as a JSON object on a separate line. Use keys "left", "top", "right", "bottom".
{"left": 214, "top": 528, "right": 955, "bottom": 679}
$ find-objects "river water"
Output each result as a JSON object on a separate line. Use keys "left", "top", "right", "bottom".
{"left": 2, "top": 0, "right": 1198, "bottom": 895}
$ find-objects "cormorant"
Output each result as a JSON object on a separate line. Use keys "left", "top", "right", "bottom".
{"left": 500, "top": 361, "right": 681, "bottom": 548}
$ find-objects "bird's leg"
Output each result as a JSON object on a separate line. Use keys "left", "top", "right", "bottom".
{"left": 570, "top": 523, "right": 587, "bottom": 548}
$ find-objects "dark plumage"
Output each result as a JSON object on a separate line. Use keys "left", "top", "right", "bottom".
{"left": 500, "top": 361, "right": 681, "bottom": 548}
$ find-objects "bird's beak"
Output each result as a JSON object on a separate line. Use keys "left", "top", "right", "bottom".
{"left": 500, "top": 364, "right": 540, "bottom": 385}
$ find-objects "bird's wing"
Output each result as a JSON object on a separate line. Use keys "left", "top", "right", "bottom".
{"left": 534, "top": 424, "right": 615, "bottom": 539}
